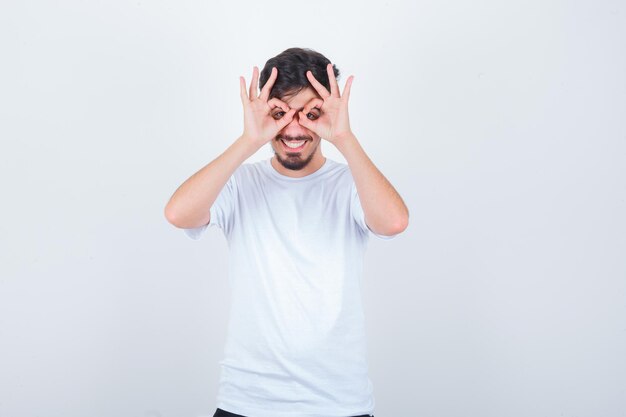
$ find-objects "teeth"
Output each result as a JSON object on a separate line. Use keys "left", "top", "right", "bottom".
{"left": 283, "top": 140, "right": 305, "bottom": 148}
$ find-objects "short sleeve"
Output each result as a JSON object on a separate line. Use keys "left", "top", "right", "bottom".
{"left": 183, "top": 173, "right": 238, "bottom": 240}
{"left": 350, "top": 181, "right": 399, "bottom": 240}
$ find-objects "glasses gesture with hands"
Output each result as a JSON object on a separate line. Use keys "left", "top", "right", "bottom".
{"left": 239, "top": 66, "right": 296, "bottom": 149}
{"left": 239, "top": 63, "right": 355, "bottom": 150}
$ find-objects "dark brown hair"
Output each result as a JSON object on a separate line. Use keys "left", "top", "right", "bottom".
{"left": 259, "top": 47, "right": 340, "bottom": 100}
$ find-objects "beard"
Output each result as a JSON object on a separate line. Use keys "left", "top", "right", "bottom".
{"left": 272, "top": 135, "right": 318, "bottom": 171}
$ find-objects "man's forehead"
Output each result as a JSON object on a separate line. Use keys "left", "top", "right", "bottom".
{"left": 280, "top": 87, "right": 321, "bottom": 106}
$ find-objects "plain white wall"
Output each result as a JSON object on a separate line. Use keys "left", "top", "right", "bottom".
{"left": 1, "top": 1, "right": 624, "bottom": 416}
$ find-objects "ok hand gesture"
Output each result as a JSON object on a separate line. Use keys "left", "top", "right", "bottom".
{"left": 239, "top": 66, "right": 297, "bottom": 149}
{"left": 296, "top": 63, "right": 355, "bottom": 145}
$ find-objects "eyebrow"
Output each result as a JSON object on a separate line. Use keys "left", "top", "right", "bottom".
{"left": 274, "top": 106, "right": 321, "bottom": 112}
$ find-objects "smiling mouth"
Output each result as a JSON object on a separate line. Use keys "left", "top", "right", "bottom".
{"left": 281, "top": 139, "right": 307, "bottom": 152}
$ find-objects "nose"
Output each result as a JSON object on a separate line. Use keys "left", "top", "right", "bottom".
{"left": 282, "top": 111, "right": 308, "bottom": 133}
{"left": 290, "top": 110, "right": 304, "bottom": 124}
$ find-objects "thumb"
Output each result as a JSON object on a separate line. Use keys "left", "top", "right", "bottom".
{"left": 297, "top": 111, "right": 314, "bottom": 130}
{"left": 276, "top": 108, "right": 297, "bottom": 130}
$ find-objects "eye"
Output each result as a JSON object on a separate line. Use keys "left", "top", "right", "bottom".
{"left": 272, "top": 111, "right": 285, "bottom": 120}
{"left": 306, "top": 111, "right": 320, "bottom": 120}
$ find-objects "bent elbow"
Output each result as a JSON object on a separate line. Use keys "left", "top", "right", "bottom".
{"left": 164, "top": 204, "right": 179, "bottom": 226}
{"left": 394, "top": 211, "right": 409, "bottom": 234}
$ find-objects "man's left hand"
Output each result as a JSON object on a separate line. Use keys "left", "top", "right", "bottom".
{"left": 297, "top": 63, "right": 355, "bottom": 145}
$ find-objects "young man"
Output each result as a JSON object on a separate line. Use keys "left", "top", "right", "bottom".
{"left": 164, "top": 47, "right": 409, "bottom": 417}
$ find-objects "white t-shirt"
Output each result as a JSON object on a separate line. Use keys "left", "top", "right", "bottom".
{"left": 183, "top": 157, "right": 397, "bottom": 417}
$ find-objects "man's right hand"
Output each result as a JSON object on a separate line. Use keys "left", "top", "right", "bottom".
{"left": 239, "top": 66, "right": 296, "bottom": 149}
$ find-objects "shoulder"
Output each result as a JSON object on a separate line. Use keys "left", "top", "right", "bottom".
{"left": 325, "top": 159, "right": 355, "bottom": 188}
{"left": 324, "top": 158, "right": 351, "bottom": 177}
{"left": 231, "top": 159, "right": 267, "bottom": 182}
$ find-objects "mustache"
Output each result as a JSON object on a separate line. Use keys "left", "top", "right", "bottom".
{"left": 276, "top": 134, "right": 312, "bottom": 142}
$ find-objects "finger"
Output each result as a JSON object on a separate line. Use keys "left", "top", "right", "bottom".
{"left": 268, "top": 97, "right": 291, "bottom": 113}
{"left": 303, "top": 97, "right": 324, "bottom": 114}
{"left": 240, "top": 76, "right": 248, "bottom": 104}
{"left": 249, "top": 66, "right": 259, "bottom": 100}
{"left": 297, "top": 110, "right": 315, "bottom": 130}
{"left": 327, "top": 63, "right": 339, "bottom": 97}
{"left": 276, "top": 108, "right": 297, "bottom": 129}
{"left": 259, "top": 67, "right": 277, "bottom": 101}
{"left": 342, "top": 75, "right": 354, "bottom": 103}
{"left": 306, "top": 70, "right": 331, "bottom": 99}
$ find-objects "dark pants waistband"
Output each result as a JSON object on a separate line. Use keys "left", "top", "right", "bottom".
{"left": 213, "top": 407, "right": 374, "bottom": 417}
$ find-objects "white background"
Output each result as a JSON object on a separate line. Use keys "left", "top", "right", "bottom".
{"left": 1, "top": 1, "right": 625, "bottom": 416}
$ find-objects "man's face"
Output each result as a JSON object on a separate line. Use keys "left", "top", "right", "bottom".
{"left": 270, "top": 87, "right": 323, "bottom": 171}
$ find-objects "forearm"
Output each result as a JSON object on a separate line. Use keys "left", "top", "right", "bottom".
{"left": 335, "top": 133, "right": 409, "bottom": 235}
{"left": 164, "top": 135, "right": 258, "bottom": 228}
